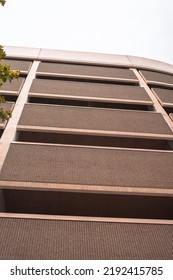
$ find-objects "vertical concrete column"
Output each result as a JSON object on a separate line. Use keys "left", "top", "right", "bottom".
{"left": 0, "top": 61, "right": 40, "bottom": 170}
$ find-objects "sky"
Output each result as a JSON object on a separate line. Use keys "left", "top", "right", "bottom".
{"left": 0, "top": 0, "right": 173, "bottom": 64}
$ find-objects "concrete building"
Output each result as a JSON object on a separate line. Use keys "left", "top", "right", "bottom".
{"left": 0, "top": 46, "right": 173, "bottom": 259}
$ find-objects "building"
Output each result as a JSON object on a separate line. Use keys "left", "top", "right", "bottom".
{"left": 0, "top": 46, "right": 173, "bottom": 259}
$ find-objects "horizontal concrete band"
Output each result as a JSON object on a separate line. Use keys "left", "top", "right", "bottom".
{"left": 4, "top": 46, "right": 173, "bottom": 75}
{"left": 36, "top": 72, "right": 139, "bottom": 85}
{"left": 0, "top": 143, "right": 173, "bottom": 190}
{"left": 0, "top": 217, "right": 173, "bottom": 259}
{"left": 1, "top": 180, "right": 173, "bottom": 197}
{"left": 29, "top": 93, "right": 153, "bottom": 106}
{"left": 17, "top": 125, "right": 173, "bottom": 141}
{"left": 1, "top": 212, "right": 173, "bottom": 225}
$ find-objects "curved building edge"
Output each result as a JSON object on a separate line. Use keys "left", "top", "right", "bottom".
{"left": 4, "top": 45, "right": 173, "bottom": 75}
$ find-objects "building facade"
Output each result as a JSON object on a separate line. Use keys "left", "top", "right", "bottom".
{"left": 0, "top": 46, "right": 173, "bottom": 259}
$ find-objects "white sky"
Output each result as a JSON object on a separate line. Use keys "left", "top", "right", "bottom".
{"left": 0, "top": 0, "right": 173, "bottom": 64}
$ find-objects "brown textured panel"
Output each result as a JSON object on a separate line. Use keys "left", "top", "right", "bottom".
{"left": 30, "top": 79, "right": 151, "bottom": 103}
{"left": 2, "top": 59, "right": 32, "bottom": 72}
{"left": 18, "top": 104, "right": 172, "bottom": 135}
{"left": 153, "top": 88, "right": 173, "bottom": 105}
{"left": 0, "top": 217, "right": 173, "bottom": 259}
{"left": 0, "top": 143, "right": 173, "bottom": 189}
{"left": 170, "top": 114, "right": 173, "bottom": 121}
{"left": 37, "top": 62, "right": 137, "bottom": 80}
{"left": 140, "top": 70, "right": 173, "bottom": 86}
{"left": 0, "top": 78, "right": 25, "bottom": 94}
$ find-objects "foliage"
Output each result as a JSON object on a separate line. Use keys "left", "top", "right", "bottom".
{"left": 0, "top": 1, "right": 20, "bottom": 121}
{"left": 0, "top": 1, "right": 6, "bottom": 7}
{"left": 0, "top": 45, "right": 19, "bottom": 121}
{"left": 0, "top": 59, "right": 19, "bottom": 87}
{"left": 0, "top": 45, "right": 6, "bottom": 59}
{"left": 0, "top": 96, "right": 12, "bottom": 121}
